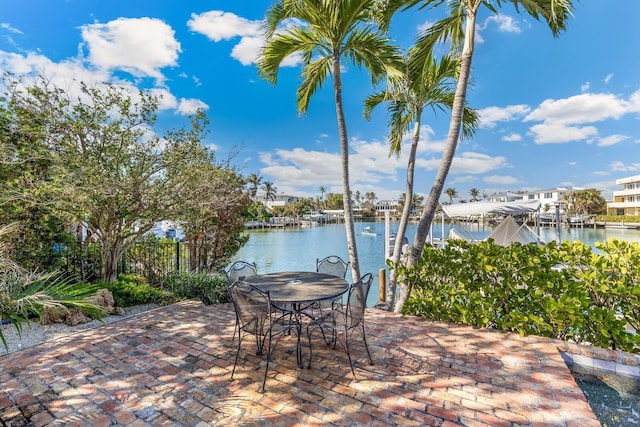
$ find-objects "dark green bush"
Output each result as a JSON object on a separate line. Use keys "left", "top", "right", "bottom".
{"left": 103, "top": 274, "right": 171, "bottom": 307}
{"left": 397, "top": 238, "right": 640, "bottom": 353}
{"left": 162, "top": 271, "right": 230, "bottom": 305}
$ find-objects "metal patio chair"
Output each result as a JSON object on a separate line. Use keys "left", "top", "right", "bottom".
{"left": 229, "top": 281, "right": 291, "bottom": 392}
{"left": 306, "top": 273, "right": 374, "bottom": 379}
{"left": 316, "top": 255, "right": 349, "bottom": 278}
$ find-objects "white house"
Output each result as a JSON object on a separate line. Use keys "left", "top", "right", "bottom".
{"left": 607, "top": 174, "right": 640, "bottom": 216}
{"left": 517, "top": 187, "right": 583, "bottom": 214}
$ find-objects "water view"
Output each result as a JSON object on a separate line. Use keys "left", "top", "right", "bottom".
{"left": 235, "top": 221, "right": 640, "bottom": 307}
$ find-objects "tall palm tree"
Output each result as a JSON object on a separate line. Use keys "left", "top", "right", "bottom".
{"left": 445, "top": 187, "right": 458, "bottom": 204}
{"left": 246, "top": 173, "right": 263, "bottom": 199}
{"left": 364, "top": 52, "right": 477, "bottom": 307}
{"left": 261, "top": 181, "right": 278, "bottom": 201}
{"left": 469, "top": 187, "right": 480, "bottom": 202}
{"left": 318, "top": 186, "right": 327, "bottom": 202}
{"left": 382, "top": 0, "right": 575, "bottom": 311}
{"left": 258, "top": 0, "right": 403, "bottom": 282}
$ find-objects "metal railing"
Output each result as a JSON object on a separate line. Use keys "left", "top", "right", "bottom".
{"left": 65, "top": 241, "right": 223, "bottom": 284}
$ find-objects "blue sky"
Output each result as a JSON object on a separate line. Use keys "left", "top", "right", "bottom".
{"left": 2, "top": 1, "right": 639, "bottom": 202}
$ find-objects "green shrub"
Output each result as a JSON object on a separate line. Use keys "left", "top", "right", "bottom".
{"left": 103, "top": 274, "right": 171, "bottom": 307}
{"left": 162, "top": 271, "right": 230, "bottom": 305}
{"left": 397, "top": 238, "right": 640, "bottom": 353}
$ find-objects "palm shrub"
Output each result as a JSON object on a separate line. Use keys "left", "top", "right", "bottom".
{"left": 0, "top": 223, "right": 105, "bottom": 351}
{"left": 162, "top": 271, "right": 230, "bottom": 305}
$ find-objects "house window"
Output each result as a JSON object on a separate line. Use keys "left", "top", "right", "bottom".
{"left": 544, "top": 192, "right": 553, "bottom": 199}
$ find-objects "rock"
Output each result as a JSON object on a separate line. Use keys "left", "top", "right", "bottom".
{"left": 42, "top": 288, "right": 122, "bottom": 325}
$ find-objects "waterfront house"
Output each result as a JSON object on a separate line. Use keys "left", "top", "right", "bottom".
{"left": 607, "top": 174, "right": 640, "bottom": 216}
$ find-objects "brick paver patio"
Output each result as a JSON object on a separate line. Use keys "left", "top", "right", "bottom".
{"left": 0, "top": 300, "right": 600, "bottom": 426}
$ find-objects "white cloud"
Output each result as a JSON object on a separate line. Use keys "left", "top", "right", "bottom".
{"left": 502, "top": 133, "right": 522, "bottom": 142}
{"left": 523, "top": 91, "right": 640, "bottom": 144}
{"left": 177, "top": 98, "right": 209, "bottom": 115}
{"left": 480, "top": 15, "right": 522, "bottom": 34}
{"left": 483, "top": 175, "right": 519, "bottom": 185}
{"left": 417, "top": 152, "right": 509, "bottom": 174}
{"left": 188, "top": 11, "right": 261, "bottom": 42}
{"left": 80, "top": 18, "right": 180, "bottom": 81}
{"left": 604, "top": 73, "right": 613, "bottom": 84}
{"left": 525, "top": 93, "right": 630, "bottom": 124}
{"left": 598, "top": 134, "right": 628, "bottom": 147}
{"left": 479, "top": 105, "right": 530, "bottom": 128}
{"left": 528, "top": 122, "right": 598, "bottom": 144}
{"left": 610, "top": 161, "right": 640, "bottom": 172}
{"left": 189, "top": 11, "right": 267, "bottom": 66}
{"left": 1, "top": 23, "right": 22, "bottom": 34}
{"left": 581, "top": 82, "right": 590, "bottom": 92}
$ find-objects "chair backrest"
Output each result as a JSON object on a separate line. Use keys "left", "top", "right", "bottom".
{"left": 345, "top": 273, "right": 373, "bottom": 328}
{"left": 229, "top": 281, "right": 271, "bottom": 337}
{"left": 225, "top": 261, "right": 257, "bottom": 284}
{"left": 316, "top": 255, "right": 349, "bottom": 278}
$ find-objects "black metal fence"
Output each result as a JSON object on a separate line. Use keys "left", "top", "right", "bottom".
{"left": 65, "top": 241, "right": 223, "bottom": 284}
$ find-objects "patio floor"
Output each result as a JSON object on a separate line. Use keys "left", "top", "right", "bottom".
{"left": 0, "top": 300, "right": 600, "bottom": 426}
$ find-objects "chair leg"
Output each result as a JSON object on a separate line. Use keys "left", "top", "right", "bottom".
{"left": 360, "top": 323, "right": 374, "bottom": 365}
{"left": 230, "top": 335, "right": 242, "bottom": 380}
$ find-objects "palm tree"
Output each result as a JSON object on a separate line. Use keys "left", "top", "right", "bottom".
{"left": 445, "top": 187, "right": 458, "bottom": 204}
{"left": 318, "top": 186, "right": 327, "bottom": 202}
{"left": 469, "top": 187, "right": 480, "bottom": 202}
{"left": 364, "top": 52, "right": 477, "bottom": 307}
{"left": 246, "top": 173, "right": 262, "bottom": 199}
{"left": 261, "top": 181, "right": 278, "bottom": 201}
{"left": 382, "top": 0, "right": 575, "bottom": 311}
{"left": 258, "top": 0, "right": 403, "bottom": 282}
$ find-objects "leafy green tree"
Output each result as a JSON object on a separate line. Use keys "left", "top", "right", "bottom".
{"left": 178, "top": 159, "right": 252, "bottom": 272}
{"left": 0, "top": 88, "right": 75, "bottom": 271}
{"left": 364, "top": 52, "right": 477, "bottom": 307}
{"left": 258, "top": 0, "right": 403, "bottom": 282}
{"left": 324, "top": 193, "right": 344, "bottom": 210}
{"left": 4, "top": 76, "right": 214, "bottom": 282}
{"left": 382, "top": 0, "right": 575, "bottom": 311}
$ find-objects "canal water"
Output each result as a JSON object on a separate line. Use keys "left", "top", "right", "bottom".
{"left": 235, "top": 221, "right": 640, "bottom": 307}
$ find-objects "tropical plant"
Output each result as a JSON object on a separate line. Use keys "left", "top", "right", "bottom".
{"left": 381, "top": 0, "right": 575, "bottom": 312}
{"left": 318, "top": 186, "right": 327, "bottom": 202}
{"left": 258, "top": 0, "right": 403, "bottom": 282}
{"left": 364, "top": 52, "right": 478, "bottom": 306}
{"left": 569, "top": 188, "right": 607, "bottom": 215}
{"left": 246, "top": 173, "right": 263, "bottom": 198}
{"left": 469, "top": 187, "right": 480, "bottom": 202}
{"left": 163, "top": 271, "right": 230, "bottom": 305}
{"left": 261, "top": 181, "right": 278, "bottom": 201}
{"left": 0, "top": 223, "right": 105, "bottom": 351}
{"left": 444, "top": 187, "right": 458, "bottom": 204}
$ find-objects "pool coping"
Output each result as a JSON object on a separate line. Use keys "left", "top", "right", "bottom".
{"left": 555, "top": 339, "right": 640, "bottom": 380}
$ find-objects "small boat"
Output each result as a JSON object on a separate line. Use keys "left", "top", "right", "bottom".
{"left": 361, "top": 226, "right": 377, "bottom": 236}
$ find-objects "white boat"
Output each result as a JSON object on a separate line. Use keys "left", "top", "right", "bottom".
{"left": 361, "top": 226, "right": 377, "bottom": 236}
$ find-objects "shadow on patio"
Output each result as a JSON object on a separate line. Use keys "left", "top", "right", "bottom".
{"left": 0, "top": 300, "right": 599, "bottom": 426}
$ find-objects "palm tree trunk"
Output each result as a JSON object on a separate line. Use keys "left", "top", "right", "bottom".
{"left": 333, "top": 56, "right": 360, "bottom": 283}
{"left": 393, "top": 7, "right": 478, "bottom": 313}
{"left": 388, "top": 110, "right": 422, "bottom": 307}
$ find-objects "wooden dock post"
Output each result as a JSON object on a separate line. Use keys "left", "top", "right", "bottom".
{"left": 379, "top": 268, "right": 386, "bottom": 303}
